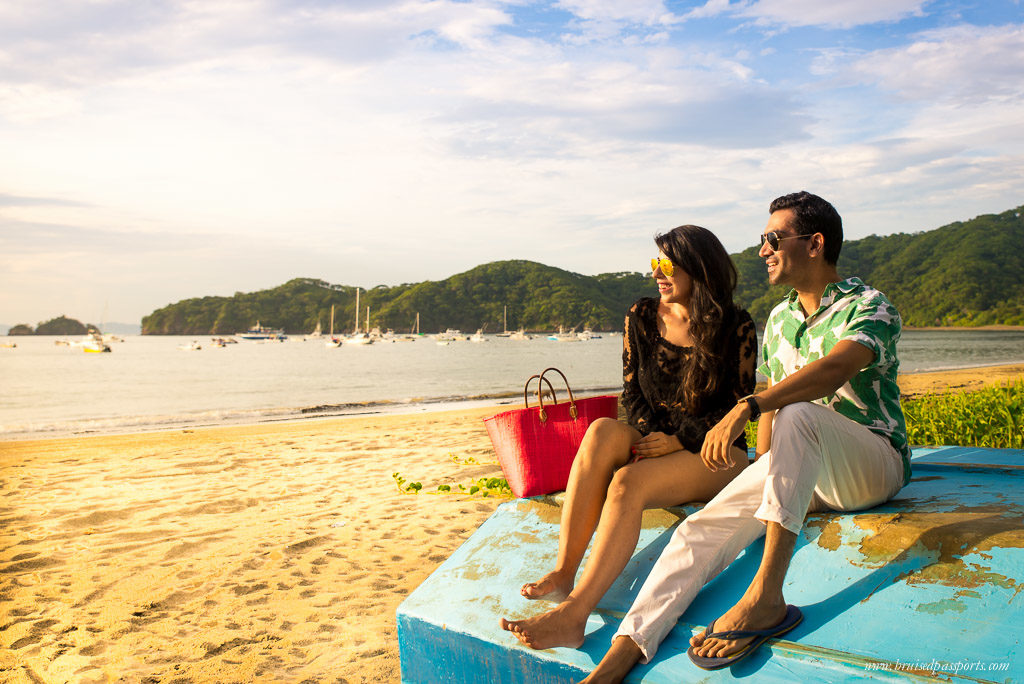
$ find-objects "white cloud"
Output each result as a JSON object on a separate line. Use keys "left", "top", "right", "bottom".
{"left": 555, "top": 0, "right": 671, "bottom": 24}
{"left": 683, "top": 0, "right": 734, "bottom": 20}
{"left": 740, "top": 0, "right": 929, "bottom": 28}
{"left": 552, "top": 0, "right": 680, "bottom": 42}
{"left": 840, "top": 25, "right": 1024, "bottom": 103}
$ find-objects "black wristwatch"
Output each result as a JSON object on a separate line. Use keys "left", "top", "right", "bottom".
{"left": 739, "top": 394, "right": 761, "bottom": 422}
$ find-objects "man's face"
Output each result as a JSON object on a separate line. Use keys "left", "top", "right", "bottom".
{"left": 758, "top": 208, "right": 810, "bottom": 286}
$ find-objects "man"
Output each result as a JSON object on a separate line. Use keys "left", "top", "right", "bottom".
{"left": 580, "top": 191, "right": 910, "bottom": 683}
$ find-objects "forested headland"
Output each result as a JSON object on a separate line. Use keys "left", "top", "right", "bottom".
{"left": 142, "top": 204, "right": 1024, "bottom": 335}
{"left": 6, "top": 316, "right": 99, "bottom": 336}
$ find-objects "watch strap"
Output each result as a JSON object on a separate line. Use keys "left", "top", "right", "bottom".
{"left": 739, "top": 394, "right": 761, "bottom": 422}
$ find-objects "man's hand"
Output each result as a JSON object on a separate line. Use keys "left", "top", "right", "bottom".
{"left": 630, "top": 432, "right": 682, "bottom": 461}
{"left": 700, "top": 402, "right": 749, "bottom": 471}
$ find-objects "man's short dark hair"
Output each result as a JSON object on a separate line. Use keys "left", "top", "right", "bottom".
{"left": 769, "top": 191, "right": 843, "bottom": 265}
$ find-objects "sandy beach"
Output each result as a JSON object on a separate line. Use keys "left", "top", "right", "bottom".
{"left": 2, "top": 363, "right": 1022, "bottom": 683}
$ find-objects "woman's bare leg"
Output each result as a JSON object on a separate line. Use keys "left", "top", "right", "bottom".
{"left": 503, "top": 446, "right": 747, "bottom": 650}
{"left": 520, "top": 418, "right": 640, "bottom": 599}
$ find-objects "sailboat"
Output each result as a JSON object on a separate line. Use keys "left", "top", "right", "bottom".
{"left": 345, "top": 289, "right": 374, "bottom": 345}
{"left": 395, "top": 313, "right": 419, "bottom": 341}
{"left": 496, "top": 306, "right": 512, "bottom": 337}
{"left": 325, "top": 305, "right": 342, "bottom": 347}
{"left": 547, "top": 325, "right": 582, "bottom": 342}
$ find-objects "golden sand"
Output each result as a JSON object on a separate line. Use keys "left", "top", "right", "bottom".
{"left": 1, "top": 363, "right": 1021, "bottom": 683}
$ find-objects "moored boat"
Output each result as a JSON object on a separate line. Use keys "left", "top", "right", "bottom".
{"left": 81, "top": 330, "right": 111, "bottom": 353}
{"left": 237, "top": 321, "right": 287, "bottom": 341}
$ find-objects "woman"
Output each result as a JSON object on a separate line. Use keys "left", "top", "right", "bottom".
{"left": 500, "top": 224, "right": 757, "bottom": 651}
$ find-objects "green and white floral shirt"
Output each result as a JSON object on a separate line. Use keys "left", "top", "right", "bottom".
{"left": 758, "top": 277, "right": 911, "bottom": 485}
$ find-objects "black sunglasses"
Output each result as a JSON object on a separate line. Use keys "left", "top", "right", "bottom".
{"left": 760, "top": 231, "right": 812, "bottom": 251}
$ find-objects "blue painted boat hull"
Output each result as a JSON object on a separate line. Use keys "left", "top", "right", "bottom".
{"left": 398, "top": 447, "right": 1024, "bottom": 682}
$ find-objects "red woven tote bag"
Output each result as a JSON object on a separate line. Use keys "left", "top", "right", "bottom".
{"left": 484, "top": 367, "right": 619, "bottom": 498}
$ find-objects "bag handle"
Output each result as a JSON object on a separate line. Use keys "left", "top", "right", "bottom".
{"left": 524, "top": 374, "right": 558, "bottom": 409}
{"left": 537, "top": 367, "right": 578, "bottom": 423}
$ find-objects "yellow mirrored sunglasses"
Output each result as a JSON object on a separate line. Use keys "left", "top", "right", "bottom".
{"left": 651, "top": 257, "right": 675, "bottom": 277}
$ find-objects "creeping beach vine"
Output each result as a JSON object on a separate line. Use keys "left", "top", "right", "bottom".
{"left": 392, "top": 452, "right": 512, "bottom": 498}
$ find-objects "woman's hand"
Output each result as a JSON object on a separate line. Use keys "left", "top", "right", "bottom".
{"left": 630, "top": 432, "right": 682, "bottom": 462}
{"left": 700, "top": 403, "right": 748, "bottom": 471}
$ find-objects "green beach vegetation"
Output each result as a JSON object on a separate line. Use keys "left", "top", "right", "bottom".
{"left": 744, "top": 380, "right": 1024, "bottom": 450}
{"left": 901, "top": 380, "right": 1023, "bottom": 449}
{"left": 142, "top": 204, "right": 1024, "bottom": 334}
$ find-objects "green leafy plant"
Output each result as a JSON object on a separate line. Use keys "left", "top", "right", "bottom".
{"left": 902, "top": 379, "right": 1023, "bottom": 448}
{"left": 745, "top": 380, "right": 1023, "bottom": 450}
{"left": 393, "top": 459, "right": 512, "bottom": 498}
{"left": 392, "top": 472, "right": 423, "bottom": 494}
{"left": 455, "top": 476, "right": 512, "bottom": 497}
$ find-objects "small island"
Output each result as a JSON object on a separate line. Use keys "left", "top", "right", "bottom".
{"left": 7, "top": 316, "right": 99, "bottom": 336}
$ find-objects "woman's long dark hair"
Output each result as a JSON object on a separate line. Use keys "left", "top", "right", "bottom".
{"left": 654, "top": 225, "right": 739, "bottom": 413}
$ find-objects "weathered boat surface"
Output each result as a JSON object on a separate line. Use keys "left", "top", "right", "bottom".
{"left": 397, "top": 446, "right": 1024, "bottom": 683}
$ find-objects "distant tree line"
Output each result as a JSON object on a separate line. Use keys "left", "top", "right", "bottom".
{"left": 7, "top": 316, "right": 99, "bottom": 336}
{"left": 141, "top": 263, "right": 653, "bottom": 335}
{"left": 134, "top": 203, "right": 1021, "bottom": 335}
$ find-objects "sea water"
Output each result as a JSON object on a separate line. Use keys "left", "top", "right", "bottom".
{"left": 1, "top": 329, "right": 1022, "bottom": 440}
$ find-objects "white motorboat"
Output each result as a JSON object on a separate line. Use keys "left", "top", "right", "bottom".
{"left": 237, "top": 322, "right": 287, "bottom": 341}
{"left": 345, "top": 332, "right": 374, "bottom": 346}
{"left": 82, "top": 330, "right": 112, "bottom": 353}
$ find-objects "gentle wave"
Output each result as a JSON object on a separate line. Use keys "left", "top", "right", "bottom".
{"left": 0, "top": 385, "right": 623, "bottom": 441}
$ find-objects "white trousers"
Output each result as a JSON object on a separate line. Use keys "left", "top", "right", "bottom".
{"left": 614, "top": 402, "right": 905, "bottom": 663}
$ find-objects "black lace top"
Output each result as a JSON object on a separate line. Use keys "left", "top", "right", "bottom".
{"left": 621, "top": 298, "right": 758, "bottom": 453}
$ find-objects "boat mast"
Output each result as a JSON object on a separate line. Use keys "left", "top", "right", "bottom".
{"left": 503, "top": 305, "right": 508, "bottom": 334}
{"left": 354, "top": 288, "right": 360, "bottom": 333}
{"left": 366, "top": 306, "right": 370, "bottom": 333}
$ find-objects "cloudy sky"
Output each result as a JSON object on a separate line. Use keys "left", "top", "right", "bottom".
{"left": 2, "top": 0, "right": 1022, "bottom": 327}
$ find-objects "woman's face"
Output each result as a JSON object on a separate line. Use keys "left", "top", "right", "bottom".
{"left": 654, "top": 250, "right": 693, "bottom": 305}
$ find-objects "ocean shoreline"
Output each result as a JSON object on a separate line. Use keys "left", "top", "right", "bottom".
{"left": 3, "top": 363, "right": 1022, "bottom": 444}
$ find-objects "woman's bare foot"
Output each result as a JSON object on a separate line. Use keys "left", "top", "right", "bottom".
{"left": 500, "top": 600, "right": 589, "bottom": 650}
{"left": 689, "top": 594, "right": 787, "bottom": 659}
{"left": 520, "top": 569, "right": 574, "bottom": 600}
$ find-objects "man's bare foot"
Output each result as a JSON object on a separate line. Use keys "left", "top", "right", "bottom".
{"left": 579, "top": 635, "right": 642, "bottom": 683}
{"left": 520, "top": 569, "right": 574, "bottom": 600}
{"left": 500, "top": 601, "right": 588, "bottom": 650}
{"left": 689, "top": 595, "right": 788, "bottom": 659}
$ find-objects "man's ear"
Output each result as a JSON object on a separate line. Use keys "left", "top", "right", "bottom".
{"left": 808, "top": 232, "right": 826, "bottom": 259}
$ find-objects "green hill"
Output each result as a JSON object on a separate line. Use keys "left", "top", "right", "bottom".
{"left": 142, "top": 204, "right": 1024, "bottom": 335}
{"left": 33, "top": 316, "right": 97, "bottom": 335}
{"left": 142, "top": 263, "right": 652, "bottom": 335}
{"left": 734, "top": 204, "right": 1024, "bottom": 326}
